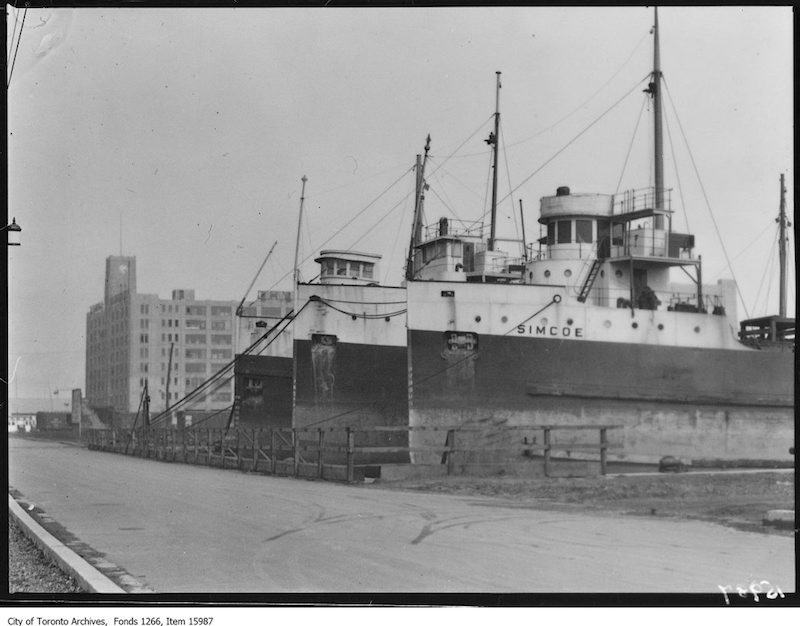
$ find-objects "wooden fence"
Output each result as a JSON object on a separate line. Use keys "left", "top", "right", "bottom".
{"left": 85, "top": 424, "right": 622, "bottom": 482}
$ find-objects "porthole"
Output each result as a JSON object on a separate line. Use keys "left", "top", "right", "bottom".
{"left": 501, "top": 316, "right": 508, "bottom": 323}
{"left": 657, "top": 324, "right": 664, "bottom": 330}
{"left": 541, "top": 318, "right": 548, "bottom": 326}
{"left": 544, "top": 270, "right": 551, "bottom": 278}
{"left": 564, "top": 269, "right": 572, "bottom": 277}
{"left": 615, "top": 270, "right": 623, "bottom": 278}
{"left": 475, "top": 315, "right": 482, "bottom": 323}
{"left": 566, "top": 318, "right": 574, "bottom": 325}
{"left": 632, "top": 322, "right": 638, "bottom": 329}
{"left": 694, "top": 326, "right": 701, "bottom": 333}
{"left": 603, "top": 320, "right": 611, "bottom": 328}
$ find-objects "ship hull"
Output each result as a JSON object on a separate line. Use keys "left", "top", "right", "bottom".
{"left": 294, "top": 339, "right": 409, "bottom": 464}
{"left": 407, "top": 329, "right": 794, "bottom": 464}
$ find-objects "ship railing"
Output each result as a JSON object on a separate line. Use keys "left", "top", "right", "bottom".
{"left": 591, "top": 287, "right": 724, "bottom": 313}
{"left": 613, "top": 186, "right": 672, "bottom": 216}
{"left": 85, "top": 424, "right": 623, "bottom": 481}
{"left": 420, "top": 219, "right": 484, "bottom": 242}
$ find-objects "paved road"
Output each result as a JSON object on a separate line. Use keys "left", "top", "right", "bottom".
{"left": 8, "top": 437, "right": 795, "bottom": 594}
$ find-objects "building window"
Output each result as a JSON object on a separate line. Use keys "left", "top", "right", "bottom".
{"left": 186, "top": 363, "right": 206, "bottom": 373}
{"left": 186, "top": 334, "right": 206, "bottom": 344}
{"left": 214, "top": 392, "right": 232, "bottom": 402}
{"left": 211, "top": 320, "right": 231, "bottom": 331}
{"left": 547, "top": 222, "right": 556, "bottom": 245}
{"left": 186, "top": 305, "right": 206, "bottom": 316}
{"left": 185, "top": 319, "right": 206, "bottom": 329}
{"left": 211, "top": 349, "right": 232, "bottom": 360}
{"left": 211, "top": 306, "right": 231, "bottom": 316}
{"left": 211, "top": 334, "right": 232, "bottom": 345}
{"left": 185, "top": 348, "right": 206, "bottom": 359}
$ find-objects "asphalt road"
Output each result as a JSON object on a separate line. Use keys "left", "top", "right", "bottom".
{"left": 7, "top": 437, "right": 795, "bottom": 594}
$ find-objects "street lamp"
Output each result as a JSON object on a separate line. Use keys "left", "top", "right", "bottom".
{"left": 3, "top": 218, "right": 22, "bottom": 246}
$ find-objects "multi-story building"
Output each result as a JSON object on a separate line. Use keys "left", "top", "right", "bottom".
{"left": 85, "top": 256, "right": 291, "bottom": 417}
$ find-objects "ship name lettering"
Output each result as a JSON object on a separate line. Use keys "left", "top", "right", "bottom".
{"left": 516, "top": 325, "right": 583, "bottom": 338}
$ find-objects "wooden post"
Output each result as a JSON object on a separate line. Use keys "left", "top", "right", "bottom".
{"left": 544, "top": 427, "right": 551, "bottom": 477}
{"left": 600, "top": 428, "right": 608, "bottom": 476}
{"left": 317, "top": 429, "right": 325, "bottom": 479}
{"left": 293, "top": 428, "right": 300, "bottom": 477}
{"left": 236, "top": 428, "right": 241, "bottom": 470}
{"left": 270, "top": 429, "right": 276, "bottom": 475}
{"left": 252, "top": 429, "right": 258, "bottom": 472}
{"left": 220, "top": 429, "right": 226, "bottom": 469}
{"left": 446, "top": 429, "right": 455, "bottom": 476}
{"left": 346, "top": 428, "right": 355, "bottom": 483}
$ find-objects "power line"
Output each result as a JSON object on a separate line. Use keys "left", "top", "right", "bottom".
{"left": 7, "top": 6, "right": 27, "bottom": 88}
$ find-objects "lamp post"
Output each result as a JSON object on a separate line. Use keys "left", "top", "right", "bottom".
{"left": 4, "top": 218, "right": 22, "bottom": 246}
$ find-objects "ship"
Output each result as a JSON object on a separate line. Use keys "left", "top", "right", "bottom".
{"left": 239, "top": 8, "right": 794, "bottom": 466}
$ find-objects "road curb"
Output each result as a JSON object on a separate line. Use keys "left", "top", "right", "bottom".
{"left": 8, "top": 494, "right": 127, "bottom": 594}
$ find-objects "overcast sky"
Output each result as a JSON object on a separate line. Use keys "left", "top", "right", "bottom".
{"left": 6, "top": 5, "right": 793, "bottom": 400}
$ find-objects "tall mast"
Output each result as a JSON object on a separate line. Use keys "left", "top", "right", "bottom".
{"left": 652, "top": 7, "right": 665, "bottom": 228}
{"left": 406, "top": 135, "right": 431, "bottom": 281}
{"left": 488, "top": 71, "right": 501, "bottom": 251}
{"left": 293, "top": 175, "right": 308, "bottom": 314}
{"left": 778, "top": 173, "right": 788, "bottom": 317}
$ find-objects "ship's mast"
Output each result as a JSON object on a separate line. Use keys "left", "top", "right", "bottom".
{"left": 652, "top": 7, "right": 665, "bottom": 228}
{"left": 488, "top": 71, "right": 501, "bottom": 251}
{"left": 778, "top": 173, "right": 788, "bottom": 317}
{"left": 405, "top": 135, "right": 431, "bottom": 281}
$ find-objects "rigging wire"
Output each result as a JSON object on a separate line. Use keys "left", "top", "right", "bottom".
{"left": 426, "top": 184, "right": 469, "bottom": 227}
{"left": 148, "top": 304, "right": 306, "bottom": 425}
{"left": 7, "top": 6, "right": 27, "bottom": 88}
{"left": 615, "top": 94, "right": 648, "bottom": 194}
{"left": 662, "top": 77, "right": 751, "bottom": 320}
{"left": 382, "top": 194, "right": 411, "bottom": 285}
{"left": 750, "top": 230, "right": 778, "bottom": 317}
{"left": 455, "top": 31, "right": 651, "bottom": 158}
{"left": 184, "top": 403, "right": 235, "bottom": 429}
{"left": 493, "top": 74, "right": 650, "bottom": 211}
{"left": 499, "top": 121, "right": 521, "bottom": 248}
{"left": 709, "top": 220, "right": 775, "bottom": 279}
{"left": 662, "top": 97, "right": 690, "bottom": 233}
{"left": 258, "top": 166, "right": 414, "bottom": 294}
{"left": 760, "top": 237, "right": 779, "bottom": 317}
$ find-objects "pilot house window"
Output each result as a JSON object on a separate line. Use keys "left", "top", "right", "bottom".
{"left": 557, "top": 220, "right": 572, "bottom": 244}
{"left": 576, "top": 220, "right": 593, "bottom": 243}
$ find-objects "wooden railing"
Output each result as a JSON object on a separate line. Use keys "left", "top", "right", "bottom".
{"left": 85, "top": 424, "right": 622, "bottom": 482}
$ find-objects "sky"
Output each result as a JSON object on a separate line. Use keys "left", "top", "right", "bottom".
{"left": 6, "top": 5, "right": 794, "bottom": 401}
